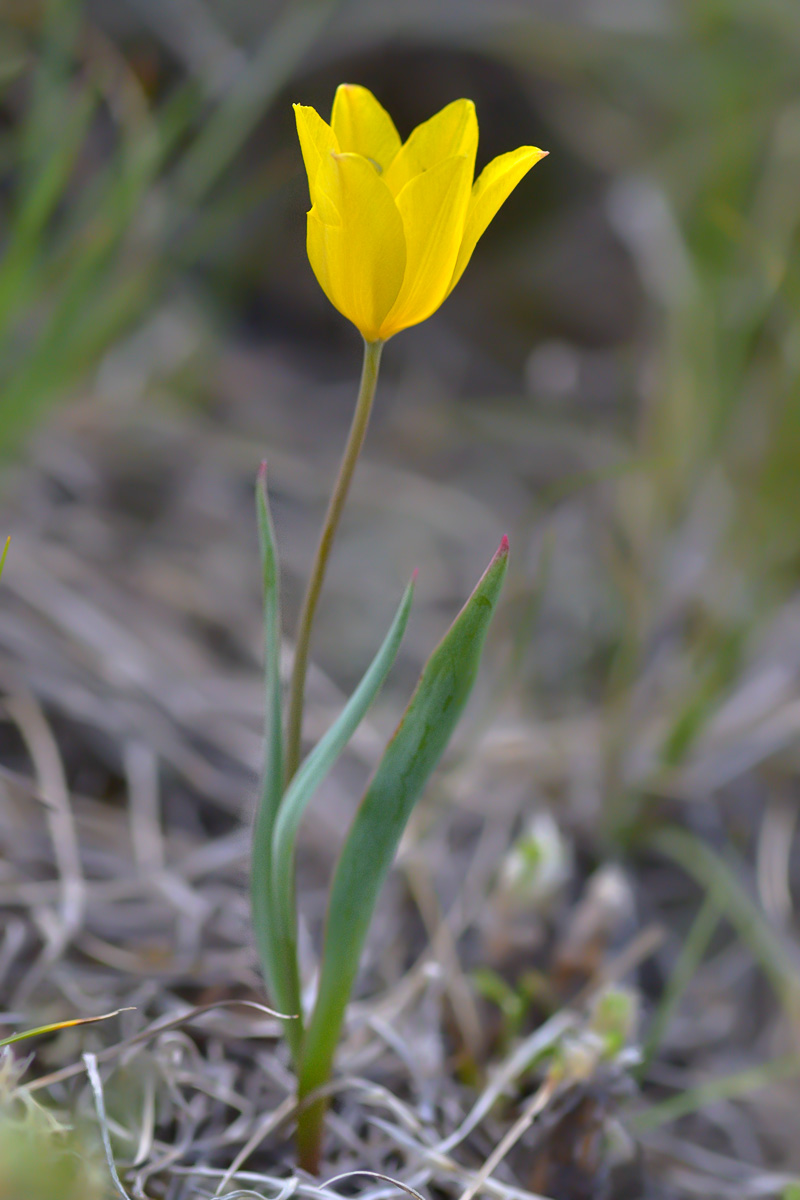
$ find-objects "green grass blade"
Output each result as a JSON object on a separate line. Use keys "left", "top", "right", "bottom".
{"left": 0, "top": 262, "right": 154, "bottom": 449}
{"left": 270, "top": 573, "right": 416, "bottom": 1056}
{"left": 652, "top": 826, "right": 800, "bottom": 1015}
{"left": 21, "top": 0, "right": 82, "bottom": 176}
{"left": 297, "top": 537, "right": 509, "bottom": 1167}
{"left": 0, "top": 1007, "right": 132, "bottom": 1048}
{"left": 637, "top": 893, "right": 720, "bottom": 1079}
{"left": 251, "top": 465, "right": 292, "bottom": 1030}
{"left": 630, "top": 1055, "right": 800, "bottom": 1134}
{"left": 0, "top": 89, "right": 96, "bottom": 337}
{"left": 174, "top": 0, "right": 342, "bottom": 208}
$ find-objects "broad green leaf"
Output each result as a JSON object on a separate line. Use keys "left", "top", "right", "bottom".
{"left": 270, "top": 573, "right": 416, "bottom": 1046}
{"left": 250, "top": 465, "right": 299, "bottom": 1047}
{"left": 297, "top": 538, "right": 509, "bottom": 1151}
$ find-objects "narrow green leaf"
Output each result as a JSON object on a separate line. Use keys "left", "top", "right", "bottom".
{"left": 174, "top": 0, "right": 342, "bottom": 207}
{"left": 630, "top": 1055, "right": 800, "bottom": 1133}
{"left": 270, "top": 573, "right": 416, "bottom": 1050}
{"left": 0, "top": 1007, "right": 133, "bottom": 1048}
{"left": 0, "top": 265, "right": 154, "bottom": 450}
{"left": 637, "top": 893, "right": 719, "bottom": 1078}
{"left": 297, "top": 538, "right": 509, "bottom": 1155}
{"left": 652, "top": 825, "right": 800, "bottom": 1014}
{"left": 250, "top": 465, "right": 296, "bottom": 1038}
{"left": 22, "top": 0, "right": 82, "bottom": 177}
{"left": 0, "top": 89, "right": 96, "bottom": 337}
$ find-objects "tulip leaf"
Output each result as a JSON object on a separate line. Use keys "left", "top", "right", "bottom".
{"left": 250, "top": 465, "right": 299, "bottom": 1045}
{"left": 297, "top": 538, "right": 509, "bottom": 1149}
{"left": 270, "top": 574, "right": 416, "bottom": 1037}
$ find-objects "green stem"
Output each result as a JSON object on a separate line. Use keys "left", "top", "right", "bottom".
{"left": 285, "top": 337, "right": 383, "bottom": 784}
{"left": 296, "top": 1082, "right": 328, "bottom": 1176}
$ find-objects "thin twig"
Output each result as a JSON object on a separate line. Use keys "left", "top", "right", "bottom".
{"left": 456, "top": 1077, "right": 558, "bottom": 1200}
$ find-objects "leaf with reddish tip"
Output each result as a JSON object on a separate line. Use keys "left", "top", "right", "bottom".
{"left": 297, "top": 538, "right": 509, "bottom": 1160}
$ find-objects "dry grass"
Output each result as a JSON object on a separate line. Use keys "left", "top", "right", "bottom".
{"left": 0, "top": 326, "right": 796, "bottom": 1199}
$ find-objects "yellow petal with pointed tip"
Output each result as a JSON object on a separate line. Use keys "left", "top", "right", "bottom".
{"left": 383, "top": 98, "right": 478, "bottom": 197}
{"left": 448, "top": 146, "right": 548, "bottom": 294}
{"left": 308, "top": 151, "right": 406, "bottom": 342}
{"left": 380, "top": 155, "right": 472, "bottom": 339}
{"left": 331, "top": 84, "right": 401, "bottom": 174}
{"left": 294, "top": 103, "right": 339, "bottom": 194}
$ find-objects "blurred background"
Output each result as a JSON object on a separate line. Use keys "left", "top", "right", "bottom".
{"left": 2, "top": 1, "right": 800, "bottom": 1197}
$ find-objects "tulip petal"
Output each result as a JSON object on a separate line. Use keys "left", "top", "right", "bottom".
{"left": 380, "top": 154, "right": 472, "bottom": 338}
{"left": 294, "top": 104, "right": 341, "bottom": 223}
{"left": 294, "top": 103, "right": 339, "bottom": 191}
{"left": 383, "top": 98, "right": 478, "bottom": 197}
{"left": 331, "top": 84, "right": 401, "bottom": 174}
{"left": 448, "top": 146, "right": 547, "bottom": 294}
{"left": 308, "top": 151, "right": 406, "bottom": 341}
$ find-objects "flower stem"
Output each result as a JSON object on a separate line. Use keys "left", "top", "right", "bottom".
{"left": 285, "top": 337, "right": 384, "bottom": 785}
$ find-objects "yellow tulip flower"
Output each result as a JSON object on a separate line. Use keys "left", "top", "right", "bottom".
{"left": 294, "top": 85, "right": 547, "bottom": 342}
